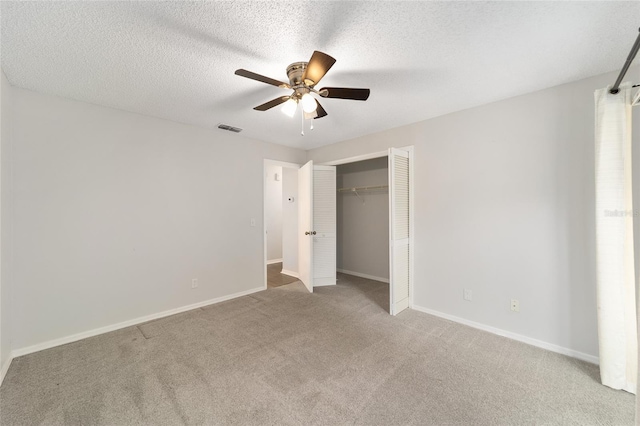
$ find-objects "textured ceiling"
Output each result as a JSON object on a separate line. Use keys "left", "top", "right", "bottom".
{"left": 2, "top": 1, "right": 639, "bottom": 150}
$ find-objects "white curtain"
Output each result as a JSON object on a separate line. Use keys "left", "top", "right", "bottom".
{"left": 594, "top": 82, "right": 637, "bottom": 394}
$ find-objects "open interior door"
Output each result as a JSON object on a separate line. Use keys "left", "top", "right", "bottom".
{"left": 389, "top": 148, "right": 412, "bottom": 315}
{"left": 312, "top": 165, "right": 337, "bottom": 287}
{"left": 298, "top": 162, "right": 337, "bottom": 293}
{"left": 298, "top": 161, "right": 314, "bottom": 292}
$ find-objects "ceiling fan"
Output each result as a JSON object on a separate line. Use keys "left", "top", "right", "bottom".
{"left": 234, "top": 51, "right": 370, "bottom": 120}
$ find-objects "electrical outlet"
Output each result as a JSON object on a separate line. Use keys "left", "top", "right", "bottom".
{"left": 511, "top": 299, "right": 519, "bottom": 312}
{"left": 191, "top": 278, "right": 198, "bottom": 289}
{"left": 463, "top": 288, "right": 473, "bottom": 301}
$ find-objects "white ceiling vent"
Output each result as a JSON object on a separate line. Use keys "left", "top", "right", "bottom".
{"left": 217, "top": 124, "right": 243, "bottom": 133}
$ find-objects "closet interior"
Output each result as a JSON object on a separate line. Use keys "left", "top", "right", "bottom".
{"left": 336, "top": 157, "right": 390, "bottom": 308}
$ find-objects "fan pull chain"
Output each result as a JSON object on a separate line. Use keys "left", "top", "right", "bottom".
{"left": 300, "top": 107, "right": 304, "bottom": 136}
{"left": 310, "top": 119, "right": 314, "bottom": 131}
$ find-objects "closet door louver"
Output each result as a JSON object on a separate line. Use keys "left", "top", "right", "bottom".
{"left": 389, "top": 148, "right": 411, "bottom": 315}
{"left": 313, "top": 165, "right": 337, "bottom": 286}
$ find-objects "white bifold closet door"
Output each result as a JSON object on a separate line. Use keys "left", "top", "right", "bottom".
{"left": 389, "top": 148, "right": 412, "bottom": 315}
{"left": 298, "top": 161, "right": 337, "bottom": 293}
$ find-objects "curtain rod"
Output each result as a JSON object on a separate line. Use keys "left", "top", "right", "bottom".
{"left": 610, "top": 27, "right": 640, "bottom": 94}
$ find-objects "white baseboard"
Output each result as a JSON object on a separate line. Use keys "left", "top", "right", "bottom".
{"left": 266, "top": 258, "right": 283, "bottom": 265}
{"left": 337, "top": 269, "right": 389, "bottom": 283}
{"left": 280, "top": 269, "right": 299, "bottom": 278}
{"left": 0, "top": 355, "right": 12, "bottom": 387}
{"left": 11, "top": 286, "right": 264, "bottom": 359}
{"left": 411, "top": 305, "right": 599, "bottom": 365}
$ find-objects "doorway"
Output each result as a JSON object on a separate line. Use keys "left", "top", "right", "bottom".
{"left": 263, "top": 160, "right": 301, "bottom": 289}
{"left": 320, "top": 147, "right": 414, "bottom": 315}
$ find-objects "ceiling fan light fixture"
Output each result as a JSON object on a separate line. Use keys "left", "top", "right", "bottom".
{"left": 235, "top": 51, "right": 369, "bottom": 124}
{"left": 281, "top": 98, "right": 297, "bottom": 117}
{"left": 301, "top": 93, "right": 317, "bottom": 113}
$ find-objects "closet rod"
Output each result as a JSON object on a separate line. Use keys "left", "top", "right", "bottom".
{"left": 610, "top": 27, "right": 640, "bottom": 94}
{"left": 337, "top": 185, "right": 389, "bottom": 192}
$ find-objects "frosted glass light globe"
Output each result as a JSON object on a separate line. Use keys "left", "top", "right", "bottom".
{"left": 300, "top": 93, "right": 317, "bottom": 114}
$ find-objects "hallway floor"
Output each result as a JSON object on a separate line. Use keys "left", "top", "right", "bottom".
{"left": 266, "top": 262, "right": 299, "bottom": 288}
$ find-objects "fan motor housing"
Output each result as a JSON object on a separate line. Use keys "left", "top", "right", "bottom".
{"left": 286, "top": 62, "right": 308, "bottom": 86}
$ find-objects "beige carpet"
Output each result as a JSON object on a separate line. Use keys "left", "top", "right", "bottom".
{"left": 0, "top": 273, "right": 634, "bottom": 425}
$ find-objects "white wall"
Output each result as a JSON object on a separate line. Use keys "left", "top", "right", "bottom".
{"left": 308, "top": 69, "right": 640, "bottom": 360}
{"left": 337, "top": 158, "right": 389, "bottom": 280}
{"left": 281, "top": 167, "right": 298, "bottom": 275}
{"left": 9, "top": 87, "right": 305, "bottom": 352}
{"left": 265, "top": 164, "right": 283, "bottom": 262}
{"left": 0, "top": 70, "right": 13, "bottom": 381}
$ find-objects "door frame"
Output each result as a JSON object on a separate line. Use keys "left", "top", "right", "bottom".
{"left": 320, "top": 150, "right": 388, "bottom": 166}
{"left": 263, "top": 159, "right": 302, "bottom": 290}
{"left": 319, "top": 146, "right": 415, "bottom": 311}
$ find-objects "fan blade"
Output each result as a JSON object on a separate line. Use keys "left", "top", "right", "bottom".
{"left": 254, "top": 96, "right": 290, "bottom": 111}
{"left": 319, "top": 87, "right": 370, "bottom": 101}
{"left": 314, "top": 99, "right": 328, "bottom": 119}
{"left": 302, "top": 51, "right": 336, "bottom": 86}
{"left": 235, "top": 69, "right": 290, "bottom": 89}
